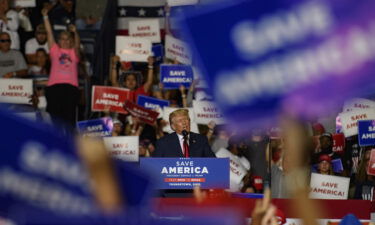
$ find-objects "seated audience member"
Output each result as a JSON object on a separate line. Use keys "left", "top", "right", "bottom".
{"left": 28, "top": 48, "right": 50, "bottom": 76}
{"left": 25, "top": 24, "right": 49, "bottom": 64}
{"left": 354, "top": 149, "right": 375, "bottom": 200}
{"left": 316, "top": 154, "right": 334, "bottom": 175}
{"left": 0, "top": 0, "right": 20, "bottom": 49}
{"left": 110, "top": 55, "right": 154, "bottom": 103}
{"left": 0, "top": 32, "right": 27, "bottom": 78}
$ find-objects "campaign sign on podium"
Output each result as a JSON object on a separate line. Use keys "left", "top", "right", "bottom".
{"left": 140, "top": 158, "right": 229, "bottom": 189}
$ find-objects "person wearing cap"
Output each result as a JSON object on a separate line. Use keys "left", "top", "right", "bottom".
{"left": 317, "top": 154, "right": 334, "bottom": 175}
{"left": 111, "top": 119, "right": 123, "bottom": 136}
{"left": 312, "top": 132, "right": 341, "bottom": 164}
{"left": 153, "top": 109, "right": 215, "bottom": 157}
{"left": 25, "top": 23, "right": 49, "bottom": 64}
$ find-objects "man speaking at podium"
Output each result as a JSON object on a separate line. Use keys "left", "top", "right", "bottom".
{"left": 153, "top": 109, "right": 215, "bottom": 158}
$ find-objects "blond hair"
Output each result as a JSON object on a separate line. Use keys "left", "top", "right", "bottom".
{"left": 169, "top": 109, "right": 190, "bottom": 125}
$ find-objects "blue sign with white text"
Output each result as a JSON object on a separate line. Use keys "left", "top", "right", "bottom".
{"left": 137, "top": 95, "right": 170, "bottom": 110}
{"left": 77, "top": 117, "right": 113, "bottom": 137}
{"left": 0, "top": 108, "right": 98, "bottom": 224}
{"left": 358, "top": 120, "right": 375, "bottom": 146}
{"left": 182, "top": 0, "right": 375, "bottom": 129}
{"left": 140, "top": 158, "right": 229, "bottom": 189}
{"left": 160, "top": 64, "right": 194, "bottom": 89}
{"left": 152, "top": 44, "right": 164, "bottom": 64}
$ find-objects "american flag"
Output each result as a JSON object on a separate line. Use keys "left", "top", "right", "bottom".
{"left": 117, "top": 0, "right": 166, "bottom": 36}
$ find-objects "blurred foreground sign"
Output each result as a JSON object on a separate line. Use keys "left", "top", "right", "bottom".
{"left": 0, "top": 109, "right": 96, "bottom": 223}
{"left": 182, "top": 0, "right": 375, "bottom": 128}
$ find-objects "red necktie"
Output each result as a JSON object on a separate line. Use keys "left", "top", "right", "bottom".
{"left": 183, "top": 136, "right": 189, "bottom": 157}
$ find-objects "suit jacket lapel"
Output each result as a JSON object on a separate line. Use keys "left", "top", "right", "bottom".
{"left": 173, "top": 132, "right": 184, "bottom": 157}
{"left": 189, "top": 132, "right": 196, "bottom": 156}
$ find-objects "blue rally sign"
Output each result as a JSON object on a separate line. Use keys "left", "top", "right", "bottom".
{"left": 140, "top": 158, "right": 229, "bottom": 189}
{"left": 182, "top": 0, "right": 375, "bottom": 128}
{"left": 77, "top": 117, "right": 113, "bottom": 137}
{"left": 160, "top": 64, "right": 194, "bottom": 89}
{"left": 137, "top": 95, "right": 170, "bottom": 110}
{"left": 358, "top": 120, "right": 375, "bottom": 146}
{"left": 152, "top": 44, "right": 164, "bottom": 64}
{"left": 0, "top": 108, "right": 97, "bottom": 223}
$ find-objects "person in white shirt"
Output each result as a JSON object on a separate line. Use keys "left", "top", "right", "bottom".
{"left": 25, "top": 24, "right": 49, "bottom": 64}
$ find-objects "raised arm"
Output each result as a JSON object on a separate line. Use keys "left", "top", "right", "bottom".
{"left": 110, "top": 55, "right": 121, "bottom": 87}
{"left": 41, "top": 8, "right": 55, "bottom": 49}
{"left": 143, "top": 56, "right": 155, "bottom": 93}
{"left": 68, "top": 24, "right": 80, "bottom": 57}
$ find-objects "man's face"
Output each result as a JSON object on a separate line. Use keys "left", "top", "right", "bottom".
{"left": 0, "top": 34, "right": 11, "bottom": 52}
{"left": 320, "top": 136, "right": 332, "bottom": 150}
{"left": 36, "top": 32, "right": 47, "bottom": 44}
{"left": 171, "top": 114, "right": 190, "bottom": 135}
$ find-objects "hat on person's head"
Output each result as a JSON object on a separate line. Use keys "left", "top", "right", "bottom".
{"left": 251, "top": 175, "right": 263, "bottom": 191}
{"left": 319, "top": 154, "right": 332, "bottom": 163}
{"left": 113, "top": 119, "right": 123, "bottom": 127}
{"left": 275, "top": 208, "right": 287, "bottom": 225}
{"left": 320, "top": 132, "right": 332, "bottom": 140}
{"left": 35, "top": 24, "right": 46, "bottom": 34}
{"left": 312, "top": 122, "right": 326, "bottom": 134}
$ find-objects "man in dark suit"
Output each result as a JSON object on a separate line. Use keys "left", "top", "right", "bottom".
{"left": 153, "top": 109, "right": 215, "bottom": 157}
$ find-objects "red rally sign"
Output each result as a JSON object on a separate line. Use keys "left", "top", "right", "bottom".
{"left": 332, "top": 133, "right": 345, "bottom": 154}
{"left": 91, "top": 86, "right": 131, "bottom": 114}
{"left": 123, "top": 100, "right": 159, "bottom": 125}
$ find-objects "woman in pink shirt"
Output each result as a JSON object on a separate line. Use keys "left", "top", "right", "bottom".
{"left": 42, "top": 7, "right": 80, "bottom": 128}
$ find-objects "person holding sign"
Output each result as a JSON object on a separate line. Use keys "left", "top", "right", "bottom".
{"left": 42, "top": 7, "right": 80, "bottom": 129}
{"left": 316, "top": 154, "right": 334, "bottom": 175}
{"left": 153, "top": 109, "right": 215, "bottom": 157}
{"left": 110, "top": 55, "right": 154, "bottom": 103}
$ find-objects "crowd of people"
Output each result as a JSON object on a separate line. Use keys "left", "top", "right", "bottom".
{"left": 0, "top": 0, "right": 374, "bottom": 205}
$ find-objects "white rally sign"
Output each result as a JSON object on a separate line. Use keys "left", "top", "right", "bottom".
{"left": 103, "top": 136, "right": 139, "bottom": 162}
{"left": 167, "top": 0, "right": 199, "bottom": 7}
{"left": 193, "top": 100, "right": 225, "bottom": 125}
{"left": 129, "top": 19, "right": 161, "bottom": 43}
{"left": 215, "top": 148, "right": 247, "bottom": 185}
{"left": 165, "top": 35, "right": 192, "bottom": 65}
{"left": 116, "top": 36, "right": 151, "bottom": 62}
{"left": 339, "top": 108, "right": 375, "bottom": 137}
{"left": 343, "top": 98, "right": 375, "bottom": 112}
{"left": 0, "top": 79, "right": 33, "bottom": 104}
{"left": 310, "top": 173, "right": 350, "bottom": 200}
{"left": 162, "top": 107, "right": 199, "bottom": 134}
{"left": 13, "top": 0, "right": 36, "bottom": 7}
